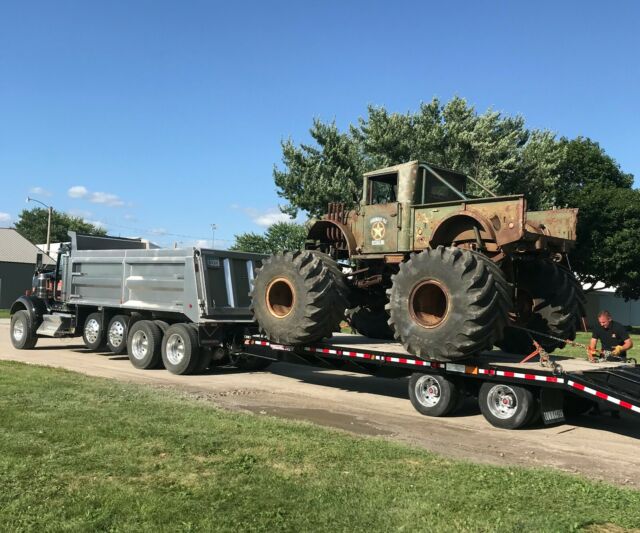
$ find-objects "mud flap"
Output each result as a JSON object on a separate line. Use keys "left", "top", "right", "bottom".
{"left": 540, "top": 388, "right": 565, "bottom": 425}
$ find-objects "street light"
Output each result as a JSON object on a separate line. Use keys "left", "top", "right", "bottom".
{"left": 210, "top": 223, "right": 217, "bottom": 249}
{"left": 27, "top": 196, "right": 53, "bottom": 256}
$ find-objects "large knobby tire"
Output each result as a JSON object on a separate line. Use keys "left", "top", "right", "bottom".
{"left": 10, "top": 310, "right": 38, "bottom": 349}
{"left": 387, "top": 246, "right": 509, "bottom": 360}
{"left": 161, "top": 323, "right": 201, "bottom": 375}
{"left": 408, "top": 373, "right": 462, "bottom": 417}
{"left": 496, "top": 259, "right": 580, "bottom": 355}
{"left": 127, "top": 320, "right": 163, "bottom": 369}
{"left": 83, "top": 312, "right": 106, "bottom": 351}
{"left": 251, "top": 251, "right": 347, "bottom": 345}
{"left": 106, "top": 314, "right": 130, "bottom": 355}
{"left": 479, "top": 382, "right": 535, "bottom": 429}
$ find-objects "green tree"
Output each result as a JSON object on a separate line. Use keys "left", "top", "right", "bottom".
{"left": 230, "top": 222, "right": 307, "bottom": 254}
{"left": 14, "top": 208, "right": 107, "bottom": 244}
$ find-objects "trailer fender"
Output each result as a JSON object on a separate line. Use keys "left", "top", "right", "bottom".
{"left": 9, "top": 295, "right": 48, "bottom": 326}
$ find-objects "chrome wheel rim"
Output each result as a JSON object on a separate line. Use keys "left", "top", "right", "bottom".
{"left": 131, "top": 330, "right": 148, "bottom": 360}
{"left": 85, "top": 318, "right": 100, "bottom": 344}
{"left": 108, "top": 320, "right": 125, "bottom": 347}
{"left": 415, "top": 375, "right": 441, "bottom": 407}
{"left": 13, "top": 319, "right": 25, "bottom": 342}
{"left": 487, "top": 384, "right": 518, "bottom": 420}
{"left": 166, "top": 333, "right": 185, "bottom": 365}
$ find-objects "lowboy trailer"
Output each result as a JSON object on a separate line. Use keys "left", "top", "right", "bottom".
{"left": 243, "top": 334, "right": 640, "bottom": 429}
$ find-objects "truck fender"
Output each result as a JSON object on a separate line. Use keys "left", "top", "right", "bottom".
{"left": 307, "top": 219, "right": 357, "bottom": 255}
{"left": 429, "top": 212, "right": 496, "bottom": 247}
{"left": 9, "top": 295, "right": 48, "bottom": 326}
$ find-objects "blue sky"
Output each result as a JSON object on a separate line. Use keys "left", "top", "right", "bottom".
{"left": 1, "top": 0, "right": 638, "bottom": 248}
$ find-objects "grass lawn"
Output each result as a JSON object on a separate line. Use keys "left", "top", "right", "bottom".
{"left": 1, "top": 362, "right": 639, "bottom": 531}
{"left": 0, "top": 309, "right": 10, "bottom": 319}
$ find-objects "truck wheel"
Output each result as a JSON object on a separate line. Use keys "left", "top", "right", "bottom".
{"left": 479, "top": 382, "right": 534, "bottom": 429}
{"left": 106, "top": 315, "right": 129, "bottom": 355}
{"left": 387, "top": 246, "right": 508, "bottom": 360}
{"left": 347, "top": 304, "right": 394, "bottom": 339}
{"left": 161, "top": 323, "right": 201, "bottom": 375}
{"left": 127, "top": 320, "right": 163, "bottom": 369}
{"left": 496, "top": 259, "right": 580, "bottom": 354}
{"left": 154, "top": 320, "right": 170, "bottom": 333}
{"left": 231, "top": 354, "right": 273, "bottom": 372}
{"left": 83, "top": 312, "right": 105, "bottom": 351}
{"left": 408, "top": 373, "right": 461, "bottom": 417}
{"left": 251, "top": 251, "right": 347, "bottom": 345}
{"left": 10, "top": 310, "right": 38, "bottom": 349}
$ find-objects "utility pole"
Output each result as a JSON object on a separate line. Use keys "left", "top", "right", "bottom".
{"left": 27, "top": 197, "right": 53, "bottom": 256}
{"left": 210, "top": 223, "right": 217, "bottom": 249}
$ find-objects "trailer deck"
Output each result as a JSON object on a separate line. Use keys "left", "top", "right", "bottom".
{"left": 244, "top": 333, "right": 640, "bottom": 428}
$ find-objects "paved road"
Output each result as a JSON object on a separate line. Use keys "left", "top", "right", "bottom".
{"left": 1, "top": 324, "right": 639, "bottom": 488}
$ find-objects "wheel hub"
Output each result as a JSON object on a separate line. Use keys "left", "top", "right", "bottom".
{"left": 131, "top": 330, "right": 148, "bottom": 360}
{"left": 166, "top": 333, "right": 185, "bottom": 365}
{"left": 415, "top": 375, "right": 441, "bottom": 407}
{"left": 265, "top": 277, "right": 295, "bottom": 318}
{"left": 109, "top": 321, "right": 125, "bottom": 347}
{"left": 487, "top": 384, "right": 518, "bottom": 419}
{"left": 85, "top": 318, "right": 100, "bottom": 343}
{"left": 409, "top": 279, "right": 450, "bottom": 328}
{"left": 13, "top": 320, "right": 25, "bottom": 341}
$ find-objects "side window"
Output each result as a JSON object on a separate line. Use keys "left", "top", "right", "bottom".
{"left": 367, "top": 173, "right": 398, "bottom": 205}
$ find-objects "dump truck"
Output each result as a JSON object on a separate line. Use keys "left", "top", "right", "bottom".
{"left": 251, "top": 160, "right": 585, "bottom": 360}
{"left": 9, "top": 232, "right": 267, "bottom": 374}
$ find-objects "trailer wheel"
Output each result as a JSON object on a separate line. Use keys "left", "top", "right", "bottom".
{"left": 161, "top": 323, "right": 200, "bottom": 375}
{"left": 154, "top": 320, "right": 170, "bottom": 333}
{"left": 251, "top": 251, "right": 347, "bottom": 345}
{"left": 408, "top": 373, "right": 461, "bottom": 417}
{"left": 10, "top": 310, "right": 38, "bottom": 349}
{"left": 83, "top": 312, "right": 105, "bottom": 351}
{"left": 106, "top": 315, "right": 129, "bottom": 355}
{"left": 387, "top": 246, "right": 508, "bottom": 360}
{"left": 127, "top": 320, "right": 163, "bottom": 369}
{"left": 479, "top": 382, "right": 534, "bottom": 429}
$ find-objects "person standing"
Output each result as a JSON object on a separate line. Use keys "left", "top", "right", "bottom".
{"left": 589, "top": 310, "right": 633, "bottom": 359}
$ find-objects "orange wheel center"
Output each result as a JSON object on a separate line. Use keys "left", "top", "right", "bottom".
{"left": 266, "top": 278, "right": 295, "bottom": 318}
{"left": 409, "top": 280, "right": 449, "bottom": 328}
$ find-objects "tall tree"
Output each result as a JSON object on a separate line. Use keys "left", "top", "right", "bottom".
{"left": 230, "top": 222, "right": 307, "bottom": 254}
{"left": 14, "top": 208, "right": 106, "bottom": 244}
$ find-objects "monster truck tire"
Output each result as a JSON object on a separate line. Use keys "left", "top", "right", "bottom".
{"left": 251, "top": 251, "right": 346, "bottom": 345}
{"left": 386, "top": 246, "right": 508, "bottom": 360}
{"left": 496, "top": 259, "right": 580, "bottom": 355}
{"left": 347, "top": 303, "right": 394, "bottom": 340}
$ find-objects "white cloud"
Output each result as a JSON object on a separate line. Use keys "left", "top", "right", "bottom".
{"left": 150, "top": 228, "right": 167, "bottom": 236}
{"left": 67, "top": 185, "right": 125, "bottom": 207}
{"left": 29, "top": 186, "right": 52, "bottom": 197}
{"left": 123, "top": 213, "right": 137, "bottom": 221}
{"left": 85, "top": 219, "right": 106, "bottom": 229}
{"left": 231, "top": 205, "right": 295, "bottom": 228}
{"left": 89, "top": 192, "right": 125, "bottom": 207}
{"left": 68, "top": 185, "right": 88, "bottom": 198}
{"left": 68, "top": 209, "right": 93, "bottom": 218}
{"left": 0, "top": 212, "right": 11, "bottom": 223}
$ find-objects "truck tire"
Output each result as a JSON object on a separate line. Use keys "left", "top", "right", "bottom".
{"left": 106, "top": 315, "right": 129, "bottom": 355}
{"left": 347, "top": 303, "right": 394, "bottom": 340}
{"left": 479, "top": 382, "right": 535, "bottom": 429}
{"left": 83, "top": 312, "right": 105, "bottom": 351}
{"left": 408, "top": 373, "right": 461, "bottom": 417}
{"left": 387, "top": 246, "right": 508, "bottom": 360}
{"left": 161, "top": 323, "right": 201, "bottom": 375}
{"left": 10, "top": 310, "right": 38, "bottom": 350}
{"left": 251, "top": 251, "right": 347, "bottom": 345}
{"left": 496, "top": 259, "right": 580, "bottom": 355}
{"left": 154, "top": 320, "right": 170, "bottom": 333}
{"left": 127, "top": 320, "right": 163, "bottom": 369}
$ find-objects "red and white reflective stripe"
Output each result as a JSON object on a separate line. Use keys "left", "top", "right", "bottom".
{"left": 567, "top": 380, "right": 640, "bottom": 413}
{"left": 245, "top": 339, "right": 270, "bottom": 347}
{"left": 304, "top": 345, "right": 439, "bottom": 367}
{"left": 477, "top": 368, "right": 564, "bottom": 384}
